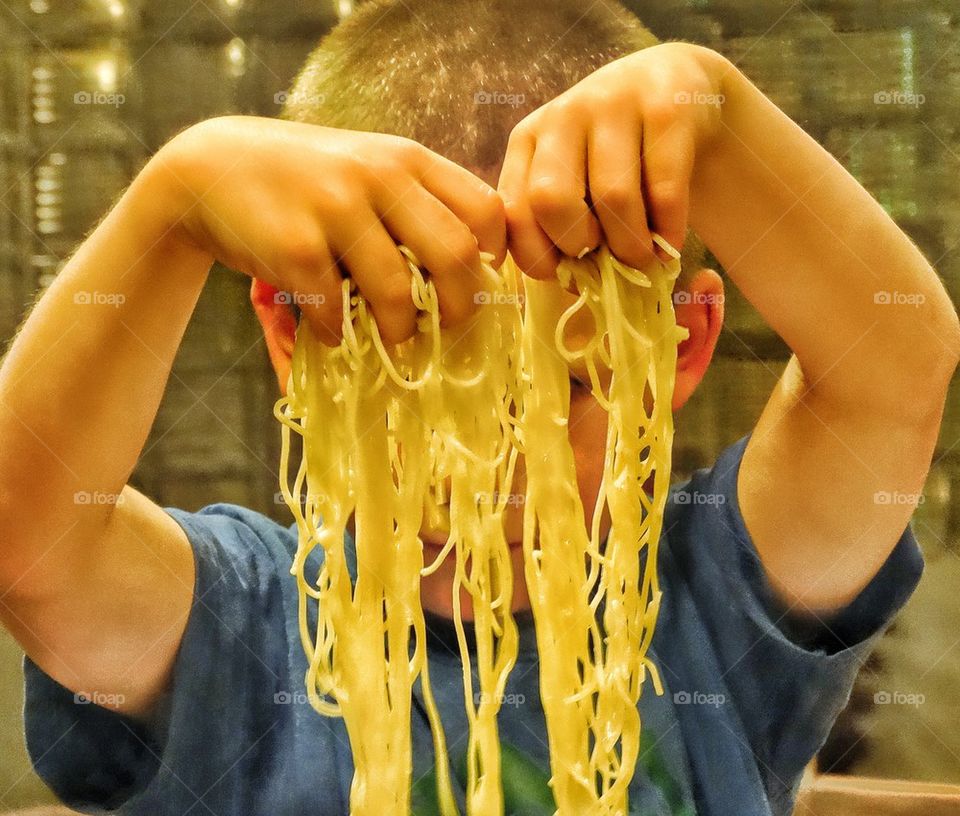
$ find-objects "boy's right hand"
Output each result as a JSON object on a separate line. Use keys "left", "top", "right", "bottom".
{"left": 155, "top": 116, "right": 507, "bottom": 345}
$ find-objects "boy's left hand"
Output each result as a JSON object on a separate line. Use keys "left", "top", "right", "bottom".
{"left": 498, "top": 42, "right": 723, "bottom": 278}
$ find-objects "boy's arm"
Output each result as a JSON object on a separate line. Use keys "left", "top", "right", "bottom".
{"left": 689, "top": 47, "right": 959, "bottom": 615}
{"left": 500, "top": 43, "right": 960, "bottom": 617}
{"left": 0, "top": 116, "right": 505, "bottom": 722}
{"left": 0, "top": 159, "right": 209, "bottom": 721}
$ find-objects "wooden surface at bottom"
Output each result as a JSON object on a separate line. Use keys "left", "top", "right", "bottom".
{"left": 795, "top": 774, "right": 960, "bottom": 815}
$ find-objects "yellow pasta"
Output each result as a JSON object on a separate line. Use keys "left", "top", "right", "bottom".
{"left": 274, "top": 237, "right": 688, "bottom": 815}
{"left": 519, "top": 239, "right": 688, "bottom": 814}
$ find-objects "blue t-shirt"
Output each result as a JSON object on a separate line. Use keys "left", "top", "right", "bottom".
{"left": 22, "top": 433, "right": 924, "bottom": 815}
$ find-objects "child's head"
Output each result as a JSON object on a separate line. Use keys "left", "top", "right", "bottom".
{"left": 251, "top": 0, "right": 724, "bottom": 616}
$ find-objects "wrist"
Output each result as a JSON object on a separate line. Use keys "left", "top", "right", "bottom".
{"left": 133, "top": 133, "right": 217, "bottom": 268}
{"left": 681, "top": 45, "right": 743, "bottom": 180}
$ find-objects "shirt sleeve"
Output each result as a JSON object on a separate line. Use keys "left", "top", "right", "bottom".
{"left": 22, "top": 503, "right": 299, "bottom": 814}
{"left": 664, "top": 432, "right": 924, "bottom": 807}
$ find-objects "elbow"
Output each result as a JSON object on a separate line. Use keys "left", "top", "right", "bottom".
{"left": 844, "top": 311, "right": 960, "bottom": 428}
{"left": 918, "top": 307, "right": 960, "bottom": 393}
{"left": 941, "top": 310, "right": 960, "bottom": 375}
{"left": 892, "top": 297, "right": 960, "bottom": 410}
{"left": 922, "top": 276, "right": 960, "bottom": 377}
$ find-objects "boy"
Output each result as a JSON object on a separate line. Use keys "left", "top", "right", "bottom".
{"left": 1, "top": 0, "right": 957, "bottom": 813}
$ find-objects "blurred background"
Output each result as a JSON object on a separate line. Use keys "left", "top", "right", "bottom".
{"left": 0, "top": 0, "right": 959, "bottom": 809}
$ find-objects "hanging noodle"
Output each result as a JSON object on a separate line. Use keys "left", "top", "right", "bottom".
{"left": 518, "top": 237, "right": 688, "bottom": 815}
{"left": 274, "top": 236, "right": 688, "bottom": 815}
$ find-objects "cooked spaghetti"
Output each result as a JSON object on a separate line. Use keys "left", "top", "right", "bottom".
{"left": 274, "top": 237, "right": 688, "bottom": 815}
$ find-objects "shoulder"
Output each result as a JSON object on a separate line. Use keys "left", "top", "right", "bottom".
{"left": 163, "top": 501, "right": 300, "bottom": 564}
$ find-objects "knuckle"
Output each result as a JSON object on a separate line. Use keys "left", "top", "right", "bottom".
{"left": 593, "top": 184, "right": 635, "bottom": 214}
{"left": 281, "top": 230, "right": 326, "bottom": 269}
{"left": 442, "top": 229, "right": 480, "bottom": 274}
{"left": 644, "top": 96, "right": 679, "bottom": 128}
{"left": 386, "top": 136, "right": 425, "bottom": 171}
{"left": 527, "top": 177, "right": 568, "bottom": 217}
{"left": 543, "top": 93, "right": 581, "bottom": 120}
{"left": 380, "top": 274, "right": 414, "bottom": 310}
{"left": 358, "top": 158, "right": 400, "bottom": 193}
{"left": 506, "top": 119, "right": 535, "bottom": 149}
{"left": 582, "top": 87, "right": 618, "bottom": 112}
{"left": 647, "top": 177, "right": 686, "bottom": 214}
{"left": 394, "top": 135, "right": 424, "bottom": 160}
{"left": 321, "top": 187, "right": 359, "bottom": 220}
{"left": 476, "top": 186, "right": 506, "bottom": 227}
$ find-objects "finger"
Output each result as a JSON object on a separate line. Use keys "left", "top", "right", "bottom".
{"left": 526, "top": 129, "right": 601, "bottom": 259}
{"left": 379, "top": 183, "right": 483, "bottom": 328}
{"left": 328, "top": 206, "right": 416, "bottom": 345}
{"left": 586, "top": 111, "right": 657, "bottom": 270}
{"left": 640, "top": 115, "right": 695, "bottom": 258}
{"left": 276, "top": 235, "right": 345, "bottom": 348}
{"left": 498, "top": 128, "right": 560, "bottom": 280}
{"left": 416, "top": 150, "right": 507, "bottom": 269}
{"left": 293, "top": 281, "right": 346, "bottom": 349}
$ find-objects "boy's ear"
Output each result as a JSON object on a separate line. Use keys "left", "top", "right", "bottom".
{"left": 671, "top": 268, "right": 725, "bottom": 412}
{"left": 250, "top": 279, "right": 297, "bottom": 394}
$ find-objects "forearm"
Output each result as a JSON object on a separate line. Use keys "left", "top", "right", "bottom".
{"left": 688, "top": 47, "right": 960, "bottom": 413}
{"left": 0, "top": 157, "right": 213, "bottom": 579}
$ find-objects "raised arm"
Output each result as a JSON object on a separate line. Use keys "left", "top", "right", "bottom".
{"left": 0, "top": 153, "right": 210, "bottom": 719}
{"left": 0, "top": 116, "right": 506, "bottom": 720}
{"left": 498, "top": 43, "right": 960, "bottom": 616}
{"left": 688, "top": 46, "right": 960, "bottom": 613}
